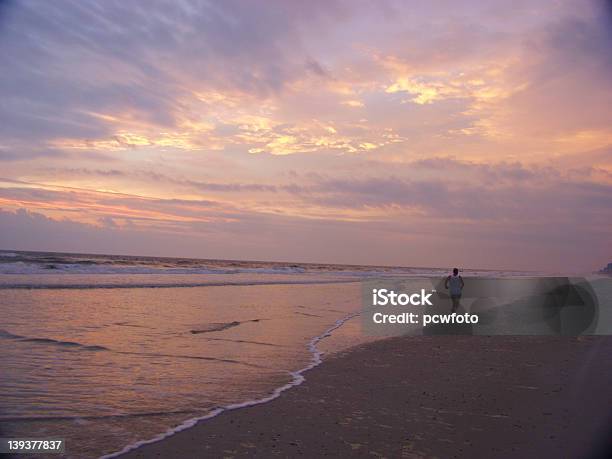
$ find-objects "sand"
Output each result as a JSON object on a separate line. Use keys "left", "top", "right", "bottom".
{"left": 119, "top": 336, "right": 612, "bottom": 458}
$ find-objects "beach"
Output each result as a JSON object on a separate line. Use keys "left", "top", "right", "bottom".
{"left": 119, "top": 335, "right": 612, "bottom": 458}
{"left": 1, "top": 252, "right": 611, "bottom": 458}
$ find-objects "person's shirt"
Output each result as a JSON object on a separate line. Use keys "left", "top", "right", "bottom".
{"left": 448, "top": 275, "right": 463, "bottom": 296}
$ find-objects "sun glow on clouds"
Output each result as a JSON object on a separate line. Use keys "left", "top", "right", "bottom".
{"left": 0, "top": 0, "right": 611, "bottom": 270}
{"left": 54, "top": 93, "right": 405, "bottom": 156}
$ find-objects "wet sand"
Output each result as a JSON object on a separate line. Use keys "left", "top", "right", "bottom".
{"left": 120, "top": 336, "right": 612, "bottom": 458}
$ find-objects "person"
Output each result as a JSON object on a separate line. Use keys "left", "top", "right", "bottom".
{"left": 445, "top": 268, "right": 464, "bottom": 313}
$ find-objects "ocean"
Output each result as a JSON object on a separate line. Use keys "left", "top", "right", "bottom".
{"left": 0, "top": 250, "right": 532, "bottom": 458}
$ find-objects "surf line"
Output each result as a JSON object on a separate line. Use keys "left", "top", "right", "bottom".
{"left": 99, "top": 310, "right": 361, "bottom": 459}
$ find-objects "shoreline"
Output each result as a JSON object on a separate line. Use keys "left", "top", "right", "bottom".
{"left": 101, "top": 312, "right": 361, "bottom": 459}
{"left": 116, "top": 334, "right": 612, "bottom": 458}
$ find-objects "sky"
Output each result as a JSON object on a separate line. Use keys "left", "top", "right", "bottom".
{"left": 0, "top": 0, "right": 611, "bottom": 272}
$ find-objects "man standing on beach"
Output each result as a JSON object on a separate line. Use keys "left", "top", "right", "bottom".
{"left": 445, "top": 268, "right": 464, "bottom": 313}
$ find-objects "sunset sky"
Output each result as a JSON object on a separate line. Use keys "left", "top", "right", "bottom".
{"left": 1, "top": 0, "right": 611, "bottom": 271}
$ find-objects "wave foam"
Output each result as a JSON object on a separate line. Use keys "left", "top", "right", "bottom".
{"left": 99, "top": 311, "right": 360, "bottom": 459}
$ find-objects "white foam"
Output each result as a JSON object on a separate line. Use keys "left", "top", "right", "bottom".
{"left": 0, "top": 264, "right": 412, "bottom": 276}
{"left": 99, "top": 311, "right": 360, "bottom": 459}
{"left": 0, "top": 278, "right": 360, "bottom": 290}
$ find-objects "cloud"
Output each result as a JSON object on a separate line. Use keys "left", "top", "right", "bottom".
{"left": 1, "top": 197, "right": 609, "bottom": 272}
{"left": 3, "top": 0, "right": 610, "bottom": 161}
{"left": 0, "top": 147, "right": 65, "bottom": 162}
{"left": 0, "top": 0, "right": 611, "bottom": 271}
{"left": 2, "top": 155, "right": 610, "bottom": 229}
{"left": 0, "top": 0, "right": 350, "bottom": 145}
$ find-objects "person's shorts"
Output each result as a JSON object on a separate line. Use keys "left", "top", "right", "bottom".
{"left": 450, "top": 294, "right": 461, "bottom": 299}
